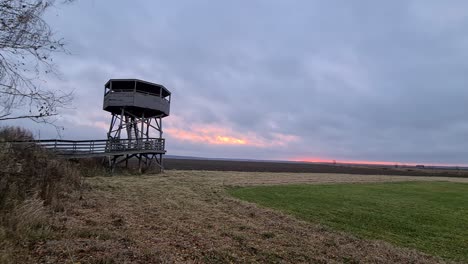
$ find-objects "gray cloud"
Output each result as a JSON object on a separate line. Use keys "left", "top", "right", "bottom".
{"left": 8, "top": 0, "right": 468, "bottom": 165}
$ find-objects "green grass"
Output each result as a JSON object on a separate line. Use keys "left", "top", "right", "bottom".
{"left": 228, "top": 182, "right": 468, "bottom": 262}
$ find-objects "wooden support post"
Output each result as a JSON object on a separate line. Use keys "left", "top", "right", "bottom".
{"left": 160, "top": 153, "right": 164, "bottom": 173}
{"left": 138, "top": 154, "right": 143, "bottom": 174}
{"left": 118, "top": 108, "right": 124, "bottom": 139}
{"left": 111, "top": 156, "right": 117, "bottom": 173}
{"left": 140, "top": 113, "right": 144, "bottom": 148}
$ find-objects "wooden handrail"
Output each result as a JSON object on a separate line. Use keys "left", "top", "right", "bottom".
{"left": 105, "top": 89, "right": 170, "bottom": 102}
{"left": 2, "top": 138, "right": 166, "bottom": 156}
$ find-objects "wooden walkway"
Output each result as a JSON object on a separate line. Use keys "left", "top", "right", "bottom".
{"left": 4, "top": 138, "right": 165, "bottom": 158}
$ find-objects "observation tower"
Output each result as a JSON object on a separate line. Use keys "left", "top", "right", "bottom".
{"left": 103, "top": 79, "right": 171, "bottom": 172}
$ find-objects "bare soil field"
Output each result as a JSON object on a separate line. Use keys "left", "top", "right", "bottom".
{"left": 14, "top": 170, "right": 467, "bottom": 263}
{"left": 164, "top": 158, "right": 468, "bottom": 177}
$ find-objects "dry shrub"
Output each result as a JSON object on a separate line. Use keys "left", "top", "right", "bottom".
{"left": 73, "top": 157, "right": 109, "bottom": 177}
{"left": 7, "top": 197, "right": 50, "bottom": 240}
{"left": 0, "top": 126, "right": 34, "bottom": 141}
{"left": 0, "top": 126, "right": 82, "bottom": 239}
{"left": 0, "top": 244, "right": 13, "bottom": 264}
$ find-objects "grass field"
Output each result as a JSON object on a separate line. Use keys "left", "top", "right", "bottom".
{"left": 5, "top": 171, "right": 468, "bottom": 263}
{"left": 229, "top": 181, "right": 468, "bottom": 262}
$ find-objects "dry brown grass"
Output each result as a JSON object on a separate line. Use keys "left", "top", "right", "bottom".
{"left": 0, "top": 127, "right": 82, "bottom": 212}
{"left": 15, "top": 170, "right": 465, "bottom": 263}
{"left": 0, "top": 127, "right": 83, "bottom": 264}
{"left": 213, "top": 171, "right": 468, "bottom": 186}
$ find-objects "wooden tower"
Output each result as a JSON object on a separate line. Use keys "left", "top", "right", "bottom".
{"left": 103, "top": 79, "right": 171, "bottom": 172}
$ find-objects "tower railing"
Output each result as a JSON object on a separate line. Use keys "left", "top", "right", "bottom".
{"left": 104, "top": 89, "right": 170, "bottom": 102}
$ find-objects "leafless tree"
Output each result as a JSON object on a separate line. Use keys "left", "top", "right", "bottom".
{"left": 0, "top": 0, "right": 73, "bottom": 124}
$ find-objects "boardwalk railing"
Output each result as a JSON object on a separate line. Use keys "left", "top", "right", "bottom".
{"left": 3, "top": 138, "right": 165, "bottom": 157}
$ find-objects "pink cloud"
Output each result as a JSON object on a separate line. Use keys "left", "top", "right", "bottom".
{"left": 164, "top": 115, "right": 299, "bottom": 147}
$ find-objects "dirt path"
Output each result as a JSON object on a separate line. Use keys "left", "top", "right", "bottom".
{"left": 30, "top": 171, "right": 462, "bottom": 263}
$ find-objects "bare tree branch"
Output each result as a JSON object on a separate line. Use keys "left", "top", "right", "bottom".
{"left": 0, "top": 113, "right": 57, "bottom": 121}
{"left": 0, "top": 0, "right": 73, "bottom": 124}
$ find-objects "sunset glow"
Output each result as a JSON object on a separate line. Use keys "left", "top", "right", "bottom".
{"left": 216, "top": 136, "right": 246, "bottom": 145}
{"left": 292, "top": 157, "right": 468, "bottom": 167}
{"left": 164, "top": 116, "right": 299, "bottom": 147}
{"left": 165, "top": 126, "right": 298, "bottom": 147}
{"left": 83, "top": 115, "right": 467, "bottom": 167}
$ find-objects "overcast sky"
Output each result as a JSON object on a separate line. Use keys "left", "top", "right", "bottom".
{"left": 9, "top": 0, "right": 468, "bottom": 165}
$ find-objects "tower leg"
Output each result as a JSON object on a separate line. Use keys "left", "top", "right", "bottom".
{"left": 105, "top": 107, "right": 166, "bottom": 174}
